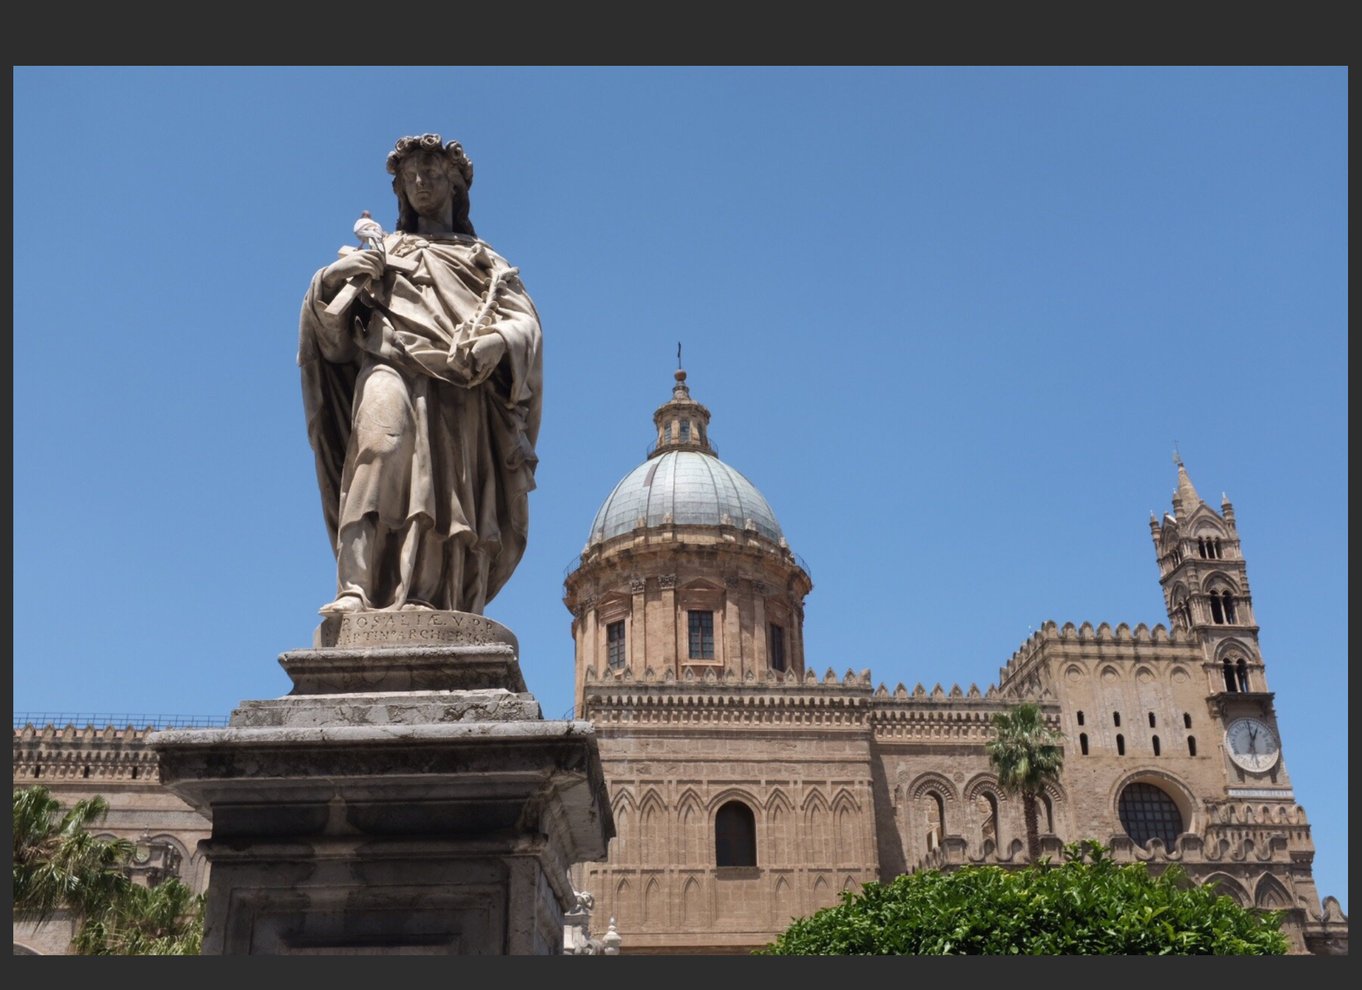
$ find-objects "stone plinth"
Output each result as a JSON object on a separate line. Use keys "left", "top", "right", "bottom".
{"left": 148, "top": 611, "right": 613, "bottom": 955}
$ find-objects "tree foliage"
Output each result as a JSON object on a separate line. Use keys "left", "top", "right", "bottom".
{"left": 986, "top": 701, "right": 1064, "bottom": 862}
{"left": 757, "top": 840, "right": 1289, "bottom": 955}
{"left": 13, "top": 785, "right": 203, "bottom": 955}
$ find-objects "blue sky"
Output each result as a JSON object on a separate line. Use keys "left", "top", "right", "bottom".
{"left": 11, "top": 67, "right": 1346, "bottom": 913}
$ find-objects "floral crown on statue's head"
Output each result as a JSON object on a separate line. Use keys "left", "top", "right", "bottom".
{"left": 386, "top": 134, "right": 474, "bottom": 189}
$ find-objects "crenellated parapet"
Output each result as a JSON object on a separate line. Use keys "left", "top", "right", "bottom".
{"left": 13, "top": 724, "right": 163, "bottom": 783}
{"left": 997, "top": 619, "right": 1200, "bottom": 695}
{"left": 870, "top": 693, "right": 1036, "bottom": 743}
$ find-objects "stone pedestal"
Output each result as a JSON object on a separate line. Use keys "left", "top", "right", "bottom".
{"left": 149, "top": 611, "right": 613, "bottom": 955}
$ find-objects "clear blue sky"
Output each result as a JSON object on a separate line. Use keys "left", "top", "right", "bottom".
{"left": 12, "top": 67, "right": 1346, "bottom": 914}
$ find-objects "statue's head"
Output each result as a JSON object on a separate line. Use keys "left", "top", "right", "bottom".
{"left": 387, "top": 133, "right": 476, "bottom": 236}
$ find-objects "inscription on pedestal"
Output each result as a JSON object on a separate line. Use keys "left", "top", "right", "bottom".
{"left": 326, "top": 611, "right": 517, "bottom": 650}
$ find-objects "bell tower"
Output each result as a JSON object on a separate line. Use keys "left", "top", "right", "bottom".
{"left": 1148, "top": 456, "right": 1289, "bottom": 786}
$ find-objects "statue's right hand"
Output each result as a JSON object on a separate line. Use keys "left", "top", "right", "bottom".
{"left": 321, "top": 250, "right": 385, "bottom": 294}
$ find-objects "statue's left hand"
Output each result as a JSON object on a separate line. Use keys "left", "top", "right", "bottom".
{"left": 469, "top": 332, "right": 507, "bottom": 379}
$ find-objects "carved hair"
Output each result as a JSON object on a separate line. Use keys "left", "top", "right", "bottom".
{"left": 386, "top": 133, "right": 476, "bottom": 236}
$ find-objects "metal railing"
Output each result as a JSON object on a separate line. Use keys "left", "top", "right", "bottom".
{"left": 13, "top": 713, "right": 231, "bottom": 730}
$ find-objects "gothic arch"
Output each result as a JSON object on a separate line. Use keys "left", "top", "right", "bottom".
{"left": 614, "top": 877, "right": 633, "bottom": 929}
{"left": 677, "top": 790, "right": 704, "bottom": 867}
{"left": 771, "top": 875, "right": 792, "bottom": 925}
{"left": 1254, "top": 874, "right": 1293, "bottom": 910}
{"left": 802, "top": 790, "right": 831, "bottom": 864}
{"left": 639, "top": 791, "right": 668, "bottom": 865}
{"left": 642, "top": 875, "right": 664, "bottom": 927}
{"left": 765, "top": 789, "right": 795, "bottom": 867}
{"left": 1212, "top": 638, "right": 1256, "bottom": 664}
{"left": 764, "top": 788, "right": 795, "bottom": 818}
{"left": 1202, "top": 571, "right": 1238, "bottom": 595}
{"left": 1202, "top": 872, "right": 1248, "bottom": 905}
{"left": 681, "top": 876, "right": 704, "bottom": 927}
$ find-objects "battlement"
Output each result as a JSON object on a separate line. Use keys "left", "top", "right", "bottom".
{"left": 999, "top": 619, "right": 1194, "bottom": 684}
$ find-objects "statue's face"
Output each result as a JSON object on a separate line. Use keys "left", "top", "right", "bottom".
{"left": 399, "top": 150, "right": 465, "bottom": 221}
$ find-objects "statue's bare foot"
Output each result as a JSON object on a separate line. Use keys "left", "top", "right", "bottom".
{"left": 319, "top": 592, "right": 366, "bottom": 615}
{"left": 400, "top": 599, "right": 436, "bottom": 612}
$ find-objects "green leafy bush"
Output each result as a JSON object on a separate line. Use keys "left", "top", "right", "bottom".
{"left": 757, "top": 840, "right": 1288, "bottom": 955}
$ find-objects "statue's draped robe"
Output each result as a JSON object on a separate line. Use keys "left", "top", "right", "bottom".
{"left": 298, "top": 231, "right": 542, "bottom": 613}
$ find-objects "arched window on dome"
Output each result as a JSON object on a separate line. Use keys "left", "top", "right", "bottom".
{"left": 607, "top": 621, "right": 626, "bottom": 670}
{"left": 768, "top": 623, "right": 786, "bottom": 672}
{"left": 688, "top": 611, "right": 715, "bottom": 659}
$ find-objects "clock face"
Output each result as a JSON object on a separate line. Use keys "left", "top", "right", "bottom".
{"left": 1225, "top": 717, "right": 1280, "bottom": 772}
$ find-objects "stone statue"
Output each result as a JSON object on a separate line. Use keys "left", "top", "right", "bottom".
{"left": 298, "top": 134, "right": 543, "bottom": 616}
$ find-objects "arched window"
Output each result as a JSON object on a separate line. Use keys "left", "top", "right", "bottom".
{"left": 925, "top": 791, "right": 945, "bottom": 850}
{"left": 1221, "top": 591, "right": 1237, "bottom": 623}
{"left": 715, "top": 800, "right": 756, "bottom": 867}
{"left": 1235, "top": 657, "right": 1249, "bottom": 692}
{"left": 1118, "top": 782, "right": 1184, "bottom": 849}
{"left": 1210, "top": 594, "right": 1225, "bottom": 624}
{"left": 1039, "top": 793, "right": 1055, "bottom": 834}
{"left": 1222, "top": 658, "right": 1238, "bottom": 692}
{"left": 976, "top": 793, "right": 998, "bottom": 845}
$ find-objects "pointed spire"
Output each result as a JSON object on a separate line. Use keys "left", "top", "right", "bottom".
{"left": 1172, "top": 457, "right": 1203, "bottom": 516}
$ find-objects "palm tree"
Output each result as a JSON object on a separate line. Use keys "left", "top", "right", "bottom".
{"left": 986, "top": 702, "right": 1065, "bottom": 863}
{"left": 13, "top": 785, "right": 133, "bottom": 927}
{"left": 14, "top": 785, "right": 203, "bottom": 954}
{"left": 72, "top": 874, "right": 204, "bottom": 955}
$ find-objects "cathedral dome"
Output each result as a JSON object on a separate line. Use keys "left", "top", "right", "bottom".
{"left": 583, "top": 368, "right": 787, "bottom": 550}
{"left": 587, "top": 449, "right": 784, "bottom": 546}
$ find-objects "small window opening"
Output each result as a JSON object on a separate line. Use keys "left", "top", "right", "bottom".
{"left": 768, "top": 622, "right": 786, "bottom": 672}
{"left": 688, "top": 610, "right": 715, "bottom": 659}
{"left": 1148, "top": 712, "right": 1157, "bottom": 728}
{"left": 606, "top": 620, "right": 626, "bottom": 669}
{"left": 1076, "top": 710, "right": 1085, "bottom": 726}
{"left": 1183, "top": 713, "right": 1192, "bottom": 729}
{"left": 1079, "top": 733, "right": 1089, "bottom": 756}
{"left": 1116, "top": 734, "right": 1125, "bottom": 756}
{"left": 1152, "top": 735, "right": 1161, "bottom": 756}
{"left": 1113, "top": 711, "right": 1121, "bottom": 727}
{"left": 1188, "top": 736, "right": 1198, "bottom": 757}
{"left": 680, "top": 419, "right": 691, "bottom": 441}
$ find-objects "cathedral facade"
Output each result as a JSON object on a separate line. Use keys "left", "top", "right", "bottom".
{"left": 12, "top": 372, "right": 1348, "bottom": 956}
{"left": 561, "top": 371, "right": 1347, "bottom": 955}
